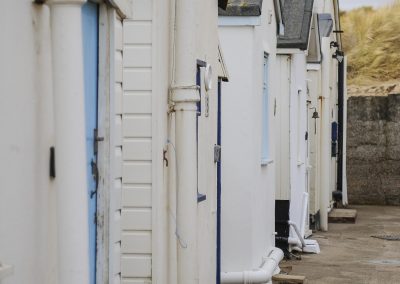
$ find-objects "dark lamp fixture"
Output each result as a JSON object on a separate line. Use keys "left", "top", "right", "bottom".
{"left": 332, "top": 50, "right": 344, "bottom": 63}
{"left": 330, "top": 41, "right": 339, "bottom": 48}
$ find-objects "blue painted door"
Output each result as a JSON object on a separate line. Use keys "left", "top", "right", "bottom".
{"left": 82, "top": 3, "right": 99, "bottom": 284}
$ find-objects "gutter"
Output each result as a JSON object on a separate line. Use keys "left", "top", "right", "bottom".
{"left": 220, "top": 248, "right": 284, "bottom": 284}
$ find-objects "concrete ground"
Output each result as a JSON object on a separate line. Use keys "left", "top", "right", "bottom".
{"left": 284, "top": 206, "right": 400, "bottom": 284}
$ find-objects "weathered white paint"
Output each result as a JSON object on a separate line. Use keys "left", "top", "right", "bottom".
{"left": 320, "top": 37, "right": 332, "bottom": 232}
{"left": 276, "top": 55, "right": 291, "bottom": 201}
{"left": 121, "top": 0, "right": 153, "bottom": 281}
{"left": 0, "top": 3, "right": 56, "bottom": 284}
{"left": 50, "top": 1, "right": 91, "bottom": 283}
{"left": 0, "top": 2, "right": 124, "bottom": 283}
{"left": 218, "top": 0, "right": 278, "bottom": 272}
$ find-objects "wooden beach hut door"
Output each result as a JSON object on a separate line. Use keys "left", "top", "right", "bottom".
{"left": 82, "top": 2, "right": 99, "bottom": 284}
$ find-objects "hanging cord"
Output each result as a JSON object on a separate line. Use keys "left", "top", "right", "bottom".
{"left": 166, "top": 114, "right": 187, "bottom": 249}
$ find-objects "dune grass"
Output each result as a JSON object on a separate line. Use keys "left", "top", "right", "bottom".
{"left": 341, "top": 1, "right": 400, "bottom": 85}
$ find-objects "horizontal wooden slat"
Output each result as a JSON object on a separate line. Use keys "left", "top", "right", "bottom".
{"left": 124, "top": 46, "right": 152, "bottom": 68}
{"left": 124, "top": 21, "right": 152, "bottom": 44}
{"left": 123, "top": 69, "right": 152, "bottom": 91}
{"left": 122, "top": 186, "right": 152, "bottom": 207}
{"left": 121, "top": 208, "right": 152, "bottom": 230}
{"left": 123, "top": 116, "right": 152, "bottom": 138}
{"left": 131, "top": 0, "right": 153, "bottom": 21}
{"left": 122, "top": 232, "right": 152, "bottom": 253}
{"left": 123, "top": 163, "right": 152, "bottom": 184}
{"left": 123, "top": 139, "right": 151, "bottom": 160}
{"left": 121, "top": 278, "right": 152, "bottom": 284}
{"left": 123, "top": 94, "right": 152, "bottom": 114}
{"left": 121, "top": 255, "right": 152, "bottom": 278}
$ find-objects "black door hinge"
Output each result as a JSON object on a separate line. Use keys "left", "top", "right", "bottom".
{"left": 214, "top": 145, "right": 221, "bottom": 163}
{"left": 50, "top": 147, "right": 56, "bottom": 178}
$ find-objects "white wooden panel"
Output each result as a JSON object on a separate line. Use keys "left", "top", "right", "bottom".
{"left": 121, "top": 209, "right": 152, "bottom": 230}
{"left": 123, "top": 69, "right": 152, "bottom": 91}
{"left": 121, "top": 256, "right": 152, "bottom": 278}
{"left": 115, "top": 51, "right": 123, "bottom": 83}
{"left": 124, "top": 46, "right": 152, "bottom": 68}
{"left": 114, "top": 210, "right": 122, "bottom": 242}
{"left": 115, "top": 147, "right": 123, "bottom": 178}
{"left": 123, "top": 94, "right": 152, "bottom": 114}
{"left": 124, "top": 21, "right": 152, "bottom": 44}
{"left": 122, "top": 163, "right": 152, "bottom": 184}
{"left": 122, "top": 232, "right": 152, "bottom": 253}
{"left": 113, "top": 274, "right": 121, "bottom": 284}
{"left": 121, "top": 279, "right": 151, "bottom": 284}
{"left": 123, "top": 139, "right": 151, "bottom": 160}
{"left": 113, "top": 179, "right": 122, "bottom": 210}
{"left": 115, "top": 115, "right": 123, "bottom": 146}
{"left": 114, "top": 241, "right": 121, "bottom": 273}
{"left": 131, "top": 0, "right": 152, "bottom": 21}
{"left": 122, "top": 186, "right": 152, "bottom": 207}
{"left": 115, "top": 19, "right": 123, "bottom": 51}
{"left": 123, "top": 116, "right": 152, "bottom": 138}
{"left": 115, "top": 83, "right": 123, "bottom": 115}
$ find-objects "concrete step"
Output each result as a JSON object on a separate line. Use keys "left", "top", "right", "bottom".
{"left": 272, "top": 274, "right": 306, "bottom": 284}
{"left": 328, "top": 208, "right": 357, "bottom": 224}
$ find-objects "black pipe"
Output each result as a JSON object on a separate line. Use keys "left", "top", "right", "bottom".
{"left": 337, "top": 54, "right": 345, "bottom": 192}
{"left": 216, "top": 80, "right": 222, "bottom": 284}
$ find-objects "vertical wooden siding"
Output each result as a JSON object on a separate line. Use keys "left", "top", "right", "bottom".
{"left": 112, "top": 14, "right": 124, "bottom": 284}
{"left": 121, "top": 1, "right": 153, "bottom": 283}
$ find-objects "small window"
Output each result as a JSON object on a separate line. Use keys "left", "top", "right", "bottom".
{"left": 261, "top": 53, "right": 270, "bottom": 165}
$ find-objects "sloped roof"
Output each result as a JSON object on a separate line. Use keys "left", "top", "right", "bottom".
{"left": 277, "top": 0, "right": 314, "bottom": 50}
{"left": 218, "top": 0, "right": 264, "bottom": 16}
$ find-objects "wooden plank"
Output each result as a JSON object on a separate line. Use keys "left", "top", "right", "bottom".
{"left": 272, "top": 274, "right": 306, "bottom": 284}
{"left": 329, "top": 209, "right": 357, "bottom": 224}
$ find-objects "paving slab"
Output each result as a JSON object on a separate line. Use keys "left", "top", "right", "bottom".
{"left": 284, "top": 206, "right": 400, "bottom": 284}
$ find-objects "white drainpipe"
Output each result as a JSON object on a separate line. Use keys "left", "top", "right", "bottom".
{"left": 320, "top": 37, "right": 331, "bottom": 232}
{"left": 48, "top": 1, "right": 90, "bottom": 283}
{"left": 221, "top": 248, "right": 284, "bottom": 284}
{"left": 171, "top": 0, "right": 199, "bottom": 283}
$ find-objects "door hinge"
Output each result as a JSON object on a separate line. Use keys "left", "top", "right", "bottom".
{"left": 50, "top": 146, "right": 56, "bottom": 178}
{"left": 93, "top": 128, "right": 104, "bottom": 155}
{"left": 214, "top": 144, "right": 221, "bottom": 163}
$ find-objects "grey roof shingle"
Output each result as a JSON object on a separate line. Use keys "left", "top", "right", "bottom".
{"left": 218, "top": 0, "right": 264, "bottom": 16}
{"left": 277, "top": 0, "right": 314, "bottom": 50}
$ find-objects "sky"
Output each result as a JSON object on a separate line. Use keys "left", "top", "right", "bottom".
{"left": 340, "top": 0, "right": 395, "bottom": 10}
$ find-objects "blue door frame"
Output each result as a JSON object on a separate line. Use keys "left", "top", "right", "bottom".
{"left": 82, "top": 3, "right": 99, "bottom": 284}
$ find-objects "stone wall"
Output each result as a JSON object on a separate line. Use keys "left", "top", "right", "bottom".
{"left": 347, "top": 94, "right": 400, "bottom": 205}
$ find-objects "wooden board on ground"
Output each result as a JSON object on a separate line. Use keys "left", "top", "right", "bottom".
{"left": 328, "top": 209, "right": 357, "bottom": 223}
{"left": 272, "top": 274, "right": 306, "bottom": 284}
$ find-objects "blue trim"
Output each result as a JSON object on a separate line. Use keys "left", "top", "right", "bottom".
{"left": 218, "top": 16, "right": 261, "bottom": 26}
{"left": 82, "top": 3, "right": 99, "bottom": 284}
{"left": 216, "top": 80, "right": 222, "bottom": 284}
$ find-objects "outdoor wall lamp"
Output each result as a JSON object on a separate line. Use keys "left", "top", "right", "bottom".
{"left": 332, "top": 50, "right": 344, "bottom": 63}
{"left": 330, "top": 41, "right": 339, "bottom": 48}
{"left": 311, "top": 107, "right": 320, "bottom": 119}
{"left": 310, "top": 107, "right": 319, "bottom": 134}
